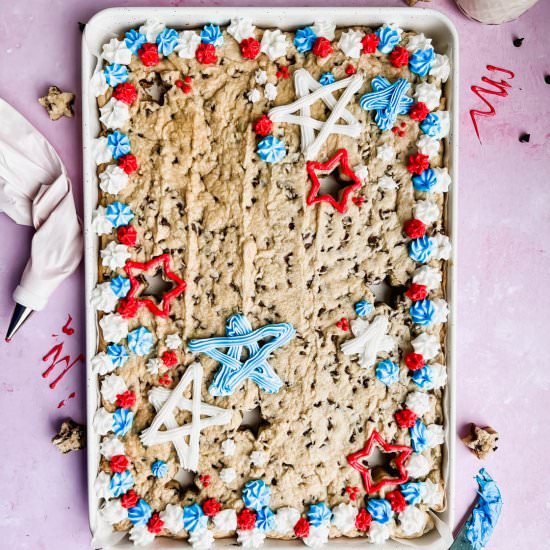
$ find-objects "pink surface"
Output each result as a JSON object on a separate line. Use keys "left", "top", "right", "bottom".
{"left": 0, "top": 1, "right": 549, "bottom": 548}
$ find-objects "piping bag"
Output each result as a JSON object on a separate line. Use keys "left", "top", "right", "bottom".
{"left": 0, "top": 98, "right": 82, "bottom": 340}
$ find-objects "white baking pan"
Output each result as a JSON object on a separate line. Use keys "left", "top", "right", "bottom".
{"left": 82, "top": 7, "right": 458, "bottom": 549}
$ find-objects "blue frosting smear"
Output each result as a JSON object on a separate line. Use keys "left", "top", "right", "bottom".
{"left": 156, "top": 28, "right": 180, "bottom": 56}
{"left": 104, "top": 64, "right": 129, "bottom": 87}
{"left": 307, "top": 502, "right": 332, "bottom": 526}
{"left": 106, "top": 201, "right": 134, "bottom": 228}
{"left": 242, "top": 479, "right": 271, "bottom": 511}
{"left": 410, "top": 419, "right": 429, "bottom": 453}
{"left": 255, "top": 507, "right": 276, "bottom": 532}
{"left": 400, "top": 482, "right": 423, "bottom": 505}
{"left": 128, "top": 499, "right": 153, "bottom": 526}
{"left": 466, "top": 469, "right": 503, "bottom": 550}
{"left": 319, "top": 72, "right": 335, "bottom": 86}
{"left": 410, "top": 299, "right": 436, "bottom": 326}
{"left": 107, "top": 131, "right": 131, "bottom": 160}
{"left": 360, "top": 76, "right": 413, "bottom": 131}
{"left": 294, "top": 27, "right": 318, "bottom": 53}
{"left": 257, "top": 136, "right": 287, "bottom": 163}
{"left": 151, "top": 460, "right": 168, "bottom": 478}
{"left": 367, "top": 499, "right": 393, "bottom": 524}
{"left": 376, "top": 25, "right": 401, "bottom": 54}
{"left": 201, "top": 24, "right": 223, "bottom": 47}
{"left": 110, "top": 470, "right": 134, "bottom": 497}
{"left": 183, "top": 503, "right": 208, "bottom": 532}
{"left": 412, "top": 365, "right": 433, "bottom": 389}
{"left": 113, "top": 408, "right": 133, "bottom": 436}
{"left": 355, "top": 299, "right": 373, "bottom": 317}
{"left": 125, "top": 29, "right": 147, "bottom": 54}
{"left": 409, "top": 236, "right": 433, "bottom": 264}
{"left": 409, "top": 47, "right": 435, "bottom": 77}
{"left": 111, "top": 275, "right": 131, "bottom": 298}
{"left": 376, "top": 359, "right": 400, "bottom": 386}
{"left": 412, "top": 168, "right": 438, "bottom": 192}
{"left": 107, "top": 344, "right": 129, "bottom": 368}
{"left": 128, "top": 327, "right": 154, "bottom": 356}
{"left": 420, "top": 112, "right": 442, "bottom": 138}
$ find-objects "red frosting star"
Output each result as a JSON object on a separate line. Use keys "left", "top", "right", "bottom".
{"left": 347, "top": 430, "right": 413, "bottom": 494}
{"left": 124, "top": 254, "right": 186, "bottom": 319}
{"left": 306, "top": 149, "right": 363, "bottom": 214}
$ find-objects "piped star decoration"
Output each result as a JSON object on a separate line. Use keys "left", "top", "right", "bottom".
{"left": 347, "top": 430, "right": 413, "bottom": 494}
{"left": 306, "top": 149, "right": 363, "bottom": 214}
{"left": 124, "top": 253, "right": 186, "bottom": 319}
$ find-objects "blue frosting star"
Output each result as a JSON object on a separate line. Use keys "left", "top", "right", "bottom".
{"left": 255, "top": 507, "right": 277, "bottom": 532}
{"left": 128, "top": 498, "right": 153, "bottom": 526}
{"left": 319, "top": 72, "right": 335, "bottom": 86}
{"left": 410, "top": 299, "right": 436, "bottom": 326}
{"left": 113, "top": 407, "right": 133, "bottom": 436}
{"left": 409, "top": 236, "right": 433, "bottom": 264}
{"left": 106, "top": 201, "right": 134, "bottom": 228}
{"left": 257, "top": 136, "right": 286, "bottom": 163}
{"left": 201, "top": 24, "right": 223, "bottom": 47}
{"left": 375, "top": 359, "right": 400, "bottom": 386}
{"left": 307, "top": 502, "right": 332, "bottom": 527}
{"left": 376, "top": 25, "right": 401, "bottom": 54}
{"left": 107, "top": 131, "right": 131, "bottom": 160}
{"left": 151, "top": 460, "right": 168, "bottom": 478}
{"left": 110, "top": 470, "right": 134, "bottom": 497}
{"left": 110, "top": 275, "right": 131, "bottom": 298}
{"left": 125, "top": 29, "right": 147, "bottom": 54}
{"left": 294, "top": 27, "right": 317, "bottom": 53}
{"left": 410, "top": 419, "right": 429, "bottom": 453}
{"left": 366, "top": 499, "right": 393, "bottom": 524}
{"left": 359, "top": 76, "right": 413, "bottom": 131}
{"left": 128, "top": 327, "right": 154, "bottom": 356}
{"left": 156, "top": 28, "right": 179, "bottom": 56}
{"left": 412, "top": 168, "right": 438, "bottom": 192}
{"left": 409, "top": 47, "right": 435, "bottom": 77}
{"left": 400, "top": 482, "right": 423, "bottom": 505}
{"left": 412, "top": 365, "right": 433, "bottom": 389}
{"left": 420, "top": 113, "right": 442, "bottom": 138}
{"left": 242, "top": 479, "right": 271, "bottom": 511}
{"left": 104, "top": 63, "right": 129, "bottom": 87}
{"left": 355, "top": 299, "right": 373, "bottom": 317}
{"left": 183, "top": 503, "right": 208, "bottom": 533}
{"left": 106, "top": 344, "right": 129, "bottom": 368}
{"left": 189, "top": 314, "right": 295, "bottom": 397}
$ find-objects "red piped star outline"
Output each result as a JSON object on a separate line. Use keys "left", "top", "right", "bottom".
{"left": 347, "top": 430, "right": 412, "bottom": 494}
{"left": 124, "top": 254, "right": 186, "bottom": 319}
{"left": 305, "top": 149, "right": 363, "bottom": 214}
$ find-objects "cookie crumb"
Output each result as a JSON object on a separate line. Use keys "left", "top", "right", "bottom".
{"left": 519, "top": 133, "right": 531, "bottom": 143}
{"left": 38, "top": 86, "right": 75, "bottom": 120}
{"left": 404, "top": 0, "right": 430, "bottom": 5}
{"left": 513, "top": 37, "right": 524, "bottom": 47}
{"left": 461, "top": 424, "right": 499, "bottom": 460}
{"left": 52, "top": 418, "right": 86, "bottom": 454}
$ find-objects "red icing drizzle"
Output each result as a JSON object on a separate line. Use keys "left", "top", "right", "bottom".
{"left": 42, "top": 343, "right": 83, "bottom": 389}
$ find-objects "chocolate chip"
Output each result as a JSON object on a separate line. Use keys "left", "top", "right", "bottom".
{"left": 519, "top": 133, "right": 530, "bottom": 143}
{"left": 513, "top": 37, "right": 524, "bottom": 47}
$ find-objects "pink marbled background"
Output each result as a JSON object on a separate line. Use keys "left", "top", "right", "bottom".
{"left": 0, "top": 0, "right": 549, "bottom": 548}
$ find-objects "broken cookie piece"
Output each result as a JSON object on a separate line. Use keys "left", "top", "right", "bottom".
{"left": 405, "top": 0, "right": 431, "bottom": 5}
{"left": 38, "top": 86, "right": 75, "bottom": 120}
{"left": 462, "top": 424, "right": 499, "bottom": 460}
{"left": 52, "top": 418, "right": 86, "bottom": 454}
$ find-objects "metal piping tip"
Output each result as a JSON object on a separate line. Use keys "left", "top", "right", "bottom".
{"left": 5, "top": 303, "right": 34, "bottom": 342}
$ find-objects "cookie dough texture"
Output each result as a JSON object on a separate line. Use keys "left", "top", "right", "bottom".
{"left": 52, "top": 418, "right": 86, "bottom": 454}
{"left": 95, "top": 26, "right": 448, "bottom": 539}
{"left": 39, "top": 85, "right": 75, "bottom": 120}
{"left": 462, "top": 424, "right": 499, "bottom": 460}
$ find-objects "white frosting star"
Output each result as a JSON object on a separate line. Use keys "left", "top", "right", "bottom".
{"left": 413, "top": 265, "right": 442, "bottom": 290}
{"left": 165, "top": 333, "right": 182, "bottom": 349}
{"left": 406, "top": 391, "right": 431, "bottom": 417}
{"left": 100, "top": 373, "right": 128, "bottom": 403}
{"left": 398, "top": 506, "right": 427, "bottom": 536}
{"left": 414, "top": 199, "right": 440, "bottom": 225}
{"left": 93, "top": 407, "right": 114, "bottom": 436}
{"left": 432, "top": 168, "right": 451, "bottom": 192}
{"left": 260, "top": 29, "right": 289, "bottom": 61}
{"left": 237, "top": 528, "right": 266, "bottom": 548}
{"left": 176, "top": 31, "right": 201, "bottom": 59}
{"left": 414, "top": 82, "right": 441, "bottom": 111}
{"left": 99, "top": 312, "right": 129, "bottom": 343}
{"left": 430, "top": 54, "right": 450, "bottom": 82}
{"left": 337, "top": 30, "right": 365, "bottom": 59}
{"left": 99, "top": 164, "right": 129, "bottom": 195}
{"left": 274, "top": 507, "right": 301, "bottom": 535}
{"left": 160, "top": 504, "right": 185, "bottom": 534}
{"left": 227, "top": 18, "right": 256, "bottom": 43}
{"left": 250, "top": 450, "right": 267, "bottom": 466}
{"left": 376, "top": 143, "right": 395, "bottom": 164}
{"left": 213, "top": 509, "right": 237, "bottom": 532}
{"left": 94, "top": 471, "right": 112, "bottom": 499}
{"left": 139, "top": 19, "right": 165, "bottom": 42}
{"left": 92, "top": 136, "right": 112, "bottom": 164}
{"left": 432, "top": 298, "right": 449, "bottom": 324}
{"left": 220, "top": 467, "right": 236, "bottom": 484}
{"left": 92, "top": 206, "right": 113, "bottom": 236}
{"left": 429, "top": 363, "right": 447, "bottom": 389}
{"left": 221, "top": 438, "right": 236, "bottom": 456}
{"left": 331, "top": 503, "right": 358, "bottom": 533}
{"left": 426, "top": 424, "right": 445, "bottom": 447}
{"left": 412, "top": 333, "right": 440, "bottom": 360}
{"left": 406, "top": 33, "right": 432, "bottom": 52}
{"left": 189, "top": 528, "right": 214, "bottom": 549}
{"left": 101, "top": 241, "right": 130, "bottom": 270}
{"left": 91, "top": 282, "right": 118, "bottom": 313}
{"left": 129, "top": 524, "right": 156, "bottom": 546}
{"left": 102, "top": 38, "right": 132, "bottom": 65}
{"left": 99, "top": 436, "right": 125, "bottom": 459}
{"left": 100, "top": 499, "right": 127, "bottom": 524}
{"left": 312, "top": 20, "right": 336, "bottom": 41}
{"left": 264, "top": 83, "right": 278, "bottom": 101}
{"left": 99, "top": 98, "right": 130, "bottom": 130}
{"left": 255, "top": 69, "right": 268, "bottom": 85}
{"left": 368, "top": 521, "right": 390, "bottom": 543}
{"left": 431, "top": 234, "right": 452, "bottom": 260}
{"left": 422, "top": 479, "right": 443, "bottom": 506}
{"left": 90, "top": 71, "right": 109, "bottom": 98}
{"left": 247, "top": 88, "right": 261, "bottom": 103}
{"left": 406, "top": 453, "right": 431, "bottom": 478}
{"left": 304, "top": 525, "right": 330, "bottom": 547}
{"left": 354, "top": 164, "right": 369, "bottom": 181}
{"left": 417, "top": 134, "right": 440, "bottom": 160}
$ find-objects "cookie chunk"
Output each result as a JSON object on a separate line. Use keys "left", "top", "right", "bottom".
{"left": 462, "top": 424, "right": 499, "bottom": 459}
{"left": 39, "top": 86, "right": 75, "bottom": 120}
{"left": 52, "top": 418, "right": 86, "bottom": 453}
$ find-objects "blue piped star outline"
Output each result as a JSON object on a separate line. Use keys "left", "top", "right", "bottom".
{"left": 188, "top": 314, "right": 296, "bottom": 397}
{"left": 359, "top": 76, "right": 413, "bottom": 131}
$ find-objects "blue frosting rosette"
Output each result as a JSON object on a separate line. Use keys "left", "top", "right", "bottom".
{"left": 151, "top": 460, "right": 168, "bottom": 478}
{"left": 400, "top": 482, "right": 423, "bottom": 505}
{"left": 410, "top": 419, "right": 429, "bottom": 453}
{"left": 110, "top": 470, "right": 134, "bottom": 497}
{"left": 412, "top": 365, "right": 433, "bottom": 389}
{"left": 420, "top": 112, "right": 443, "bottom": 138}
{"left": 376, "top": 25, "right": 400, "bottom": 54}
{"left": 104, "top": 63, "right": 129, "bottom": 87}
{"left": 128, "top": 327, "right": 154, "bottom": 356}
{"left": 319, "top": 72, "right": 335, "bottom": 86}
{"left": 183, "top": 503, "right": 208, "bottom": 532}
{"left": 412, "top": 168, "right": 438, "bottom": 192}
{"left": 107, "top": 131, "right": 131, "bottom": 160}
{"left": 156, "top": 28, "right": 179, "bottom": 56}
{"left": 294, "top": 27, "right": 317, "bottom": 53}
{"left": 201, "top": 24, "right": 223, "bottom": 47}
{"left": 255, "top": 507, "right": 276, "bottom": 532}
{"left": 409, "top": 236, "right": 433, "bottom": 263}
{"left": 409, "top": 48, "right": 435, "bottom": 77}
{"left": 125, "top": 29, "right": 147, "bottom": 54}
{"left": 367, "top": 499, "right": 393, "bottom": 524}
{"left": 113, "top": 407, "right": 134, "bottom": 436}
{"left": 242, "top": 479, "right": 271, "bottom": 511}
{"left": 376, "top": 359, "right": 400, "bottom": 386}
{"left": 307, "top": 502, "right": 332, "bottom": 526}
{"left": 106, "top": 201, "right": 134, "bottom": 228}
{"left": 257, "top": 136, "right": 286, "bottom": 163}
{"left": 128, "top": 498, "right": 153, "bottom": 526}
{"left": 111, "top": 275, "right": 131, "bottom": 298}
{"left": 107, "top": 344, "right": 129, "bottom": 368}
{"left": 410, "top": 299, "right": 436, "bottom": 326}
{"left": 355, "top": 299, "right": 373, "bottom": 317}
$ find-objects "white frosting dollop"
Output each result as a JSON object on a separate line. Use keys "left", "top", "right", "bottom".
{"left": 406, "top": 391, "right": 431, "bottom": 417}
{"left": 414, "top": 82, "right": 441, "bottom": 111}
{"left": 100, "top": 499, "right": 127, "bottom": 524}
{"left": 417, "top": 134, "right": 440, "bottom": 160}
{"left": 264, "top": 83, "right": 278, "bottom": 101}
{"left": 228, "top": 18, "right": 256, "bottom": 43}
{"left": 368, "top": 521, "right": 390, "bottom": 543}
{"left": 94, "top": 407, "right": 114, "bottom": 435}
{"left": 426, "top": 424, "right": 445, "bottom": 447}
{"left": 430, "top": 54, "right": 450, "bottom": 82}
{"left": 160, "top": 503, "right": 184, "bottom": 534}
{"left": 379, "top": 175, "right": 398, "bottom": 190}
{"left": 102, "top": 38, "right": 132, "bottom": 65}
{"left": 92, "top": 136, "right": 113, "bottom": 164}
{"left": 146, "top": 357, "right": 163, "bottom": 375}
{"left": 101, "top": 373, "right": 128, "bottom": 403}
{"left": 331, "top": 503, "right": 358, "bottom": 533}
{"left": 313, "top": 20, "right": 336, "bottom": 41}
{"left": 99, "top": 98, "right": 130, "bottom": 130}
{"left": 213, "top": 509, "right": 237, "bottom": 532}
{"left": 412, "top": 333, "right": 440, "bottom": 360}
{"left": 406, "top": 33, "right": 432, "bottom": 52}
{"left": 260, "top": 29, "right": 289, "bottom": 61}
{"left": 100, "top": 436, "right": 125, "bottom": 459}
{"left": 221, "top": 438, "right": 236, "bottom": 456}
{"left": 92, "top": 206, "right": 113, "bottom": 236}
{"left": 406, "top": 453, "right": 431, "bottom": 478}
{"left": 92, "top": 351, "right": 116, "bottom": 375}
{"left": 99, "top": 313, "right": 129, "bottom": 343}
{"left": 247, "top": 88, "right": 261, "bottom": 103}
{"left": 99, "top": 164, "right": 129, "bottom": 195}
{"left": 94, "top": 471, "right": 113, "bottom": 499}
{"left": 399, "top": 506, "right": 427, "bottom": 536}
{"left": 220, "top": 467, "right": 236, "bottom": 484}
{"left": 250, "top": 450, "right": 267, "bottom": 466}
{"left": 101, "top": 241, "right": 130, "bottom": 270}
{"left": 139, "top": 19, "right": 165, "bottom": 43}
{"left": 436, "top": 111, "right": 450, "bottom": 138}
{"left": 304, "top": 525, "right": 329, "bottom": 548}
{"left": 237, "top": 528, "right": 266, "bottom": 548}
{"left": 414, "top": 199, "right": 440, "bottom": 225}
{"left": 432, "top": 234, "right": 452, "bottom": 260}
{"left": 353, "top": 164, "right": 369, "bottom": 182}
{"left": 129, "top": 524, "right": 156, "bottom": 546}
{"left": 413, "top": 265, "right": 442, "bottom": 290}
{"left": 429, "top": 363, "right": 447, "bottom": 389}
{"left": 377, "top": 143, "right": 395, "bottom": 164}
{"left": 176, "top": 31, "right": 201, "bottom": 58}
{"left": 274, "top": 507, "right": 301, "bottom": 535}
{"left": 432, "top": 298, "right": 449, "bottom": 324}
{"left": 91, "top": 70, "right": 109, "bottom": 97}
{"left": 255, "top": 69, "right": 268, "bottom": 85}
{"left": 189, "top": 528, "right": 214, "bottom": 549}
{"left": 337, "top": 30, "right": 365, "bottom": 59}
{"left": 165, "top": 333, "right": 182, "bottom": 349}
{"left": 422, "top": 479, "right": 443, "bottom": 507}
{"left": 432, "top": 167, "right": 451, "bottom": 192}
